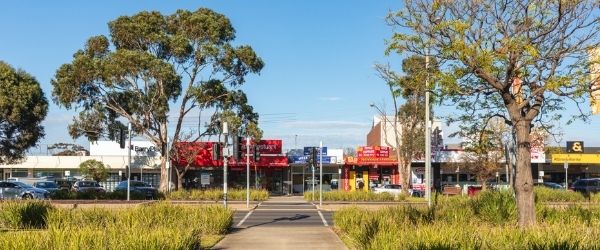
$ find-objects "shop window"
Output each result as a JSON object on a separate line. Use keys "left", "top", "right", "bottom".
{"left": 11, "top": 169, "right": 28, "bottom": 178}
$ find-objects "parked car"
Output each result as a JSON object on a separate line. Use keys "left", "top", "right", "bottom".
{"left": 114, "top": 181, "right": 158, "bottom": 199}
{"left": 373, "top": 184, "right": 403, "bottom": 196}
{"left": 534, "top": 182, "right": 563, "bottom": 189}
{"left": 0, "top": 181, "right": 50, "bottom": 200}
{"left": 55, "top": 178, "right": 78, "bottom": 191}
{"left": 72, "top": 180, "right": 105, "bottom": 193}
{"left": 33, "top": 181, "right": 61, "bottom": 193}
{"left": 571, "top": 178, "right": 600, "bottom": 193}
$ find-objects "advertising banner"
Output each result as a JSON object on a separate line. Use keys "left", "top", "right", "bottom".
{"left": 356, "top": 146, "right": 390, "bottom": 158}
{"left": 552, "top": 154, "right": 600, "bottom": 164}
{"left": 241, "top": 140, "right": 283, "bottom": 155}
{"left": 303, "top": 147, "right": 327, "bottom": 156}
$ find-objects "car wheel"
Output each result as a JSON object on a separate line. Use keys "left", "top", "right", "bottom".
{"left": 23, "top": 194, "right": 34, "bottom": 200}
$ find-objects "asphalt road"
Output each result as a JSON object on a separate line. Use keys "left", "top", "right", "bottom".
{"left": 233, "top": 199, "right": 333, "bottom": 228}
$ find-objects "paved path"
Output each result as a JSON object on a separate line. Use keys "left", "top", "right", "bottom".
{"left": 213, "top": 196, "right": 346, "bottom": 250}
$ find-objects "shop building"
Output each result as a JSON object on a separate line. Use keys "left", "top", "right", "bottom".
{"left": 0, "top": 141, "right": 162, "bottom": 191}
{"left": 287, "top": 147, "right": 344, "bottom": 194}
{"left": 172, "top": 139, "right": 289, "bottom": 194}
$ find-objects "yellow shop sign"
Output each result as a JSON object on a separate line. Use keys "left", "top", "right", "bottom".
{"left": 551, "top": 154, "right": 600, "bottom": 164}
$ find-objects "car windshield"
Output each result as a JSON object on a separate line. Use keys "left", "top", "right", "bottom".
{"left": 36, "top": 182, "right": 58, "bottom": 188}
{"left": 387, "top": 185, "right": 401, "bottom": 189}
{"left": 132, "top": 182, "right": 149, "bottom": 187}
{"left": 13, "top": 182, "right": 34, "bottom": 188}
{"left": 546, "top": 183, "right": 562, "bottom": 188}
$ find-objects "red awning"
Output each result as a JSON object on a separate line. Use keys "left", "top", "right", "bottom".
{"left": 172, "top": 141, "right": 288, "bottom": 168}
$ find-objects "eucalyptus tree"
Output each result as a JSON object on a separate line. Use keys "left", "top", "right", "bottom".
{"left": 0, "top": 61, "right": 48, "bottom": 164}
{"left": 52, "top": 8, "right": 264, "bottom": 192}
{"left": 388, "top": 0, "right": 600, "bottom": 226}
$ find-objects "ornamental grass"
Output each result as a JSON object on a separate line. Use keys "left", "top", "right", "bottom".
{"left": 334, "top": 190, "right": 600, "bottom": 250}
{"left": 0, "top": 201, "right": 232, "bottom": 249}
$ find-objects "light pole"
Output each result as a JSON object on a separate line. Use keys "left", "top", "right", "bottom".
{"left": 319, "top": 141, "right": 323, "bottom": 207}
{"left": 127, "top": 122, "right": 132, "bottom": 201}
{"left": 425, "top": 50, "right": 432, "bottom": 208}
{"left": 246, "top": 137, "right": 250, "bottom": 208}
{"left": 222, "top": 122, "right": 229, "bottom": 208}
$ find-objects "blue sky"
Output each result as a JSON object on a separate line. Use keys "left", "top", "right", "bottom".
{"left": 1, "top": 1, "right": 599, "bottom": 153}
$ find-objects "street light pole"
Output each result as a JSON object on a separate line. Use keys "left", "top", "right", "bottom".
{"left": 127, "top": 122, "right": 132, "bottom": 201}
{"left": 425, "top": 50, "right": 432, "bottom": 208}
{"left": 319, "top": 141, "right": 323, "bottom": 207}
{"left": 222, "top": 122, "right": 229, "bottom": 208}
{"left": 246, "top": 137, "right": 250, "bottom": 208}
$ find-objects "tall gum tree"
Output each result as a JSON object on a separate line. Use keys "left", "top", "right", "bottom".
{"left": 388, "top": 0, "right": 600, "bottom": 227}
{"left": 0, "top": 61, "right": 48, "bottom": 164}
{"left": 52, "top": 8, "right": 264, "bottom": 192}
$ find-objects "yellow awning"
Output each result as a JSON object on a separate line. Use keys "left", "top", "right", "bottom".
{"left": 551, "top": 154, "right": 600, "bottom": 164}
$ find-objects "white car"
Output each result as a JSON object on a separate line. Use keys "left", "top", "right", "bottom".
{"left": 373, "top": 184, "right": 403, "bottom": 195}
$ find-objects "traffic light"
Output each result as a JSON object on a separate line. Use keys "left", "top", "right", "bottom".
{"left": 253, "top": 145, "right": 260, "bottom": 161}
{"left": 119, "top": 128, "right": 126, "bottom": 149}
{"left": 311, "top": 147, "right": 318, "bottom": 166}
{"left": 212, "top": 143, "right": 221, "bottom": 161}
{"left": 232, "top": 136, "right": 244, "bottom": 161}
{"left": 306, "top": 151, "right": 313, "bottom": 166}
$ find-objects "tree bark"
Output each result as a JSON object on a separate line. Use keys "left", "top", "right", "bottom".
{"left": 159, "top": 156, "right": 169, "bottom": 193}
{"left": 400, "top": 159, "right": 411, "bottom": 194}
{"left": 514, "top": 120, "right": 536, "bottom": 227}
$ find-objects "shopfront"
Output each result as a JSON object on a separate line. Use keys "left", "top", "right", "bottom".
{"left": 173, "top": 139, "right": 289, "bottom": 194}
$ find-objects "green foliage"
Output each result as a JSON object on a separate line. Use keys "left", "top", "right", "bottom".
{"left": 303, "top": 190, "right": 424, "bottom": 202}
{"left": 470, "top": 190, "right": 516, "bottom": 225}
{"left": 49, "top": 189, "right": 154, "bottom": 200}
{"left": 78, "top": 159, "right": 109, "bottom": 182}
{"left": 0, "top": 61, "right": 48, "bottom": 164}
{"left": 334, "top": 191, "right": 600, "bottom": 249}
{"left": 0, "top": 202, "right": 232, "bottom": 249}
{"left": 166, "top": 188, "right": 269, "bottom": 201}
{"left": 387, "top": 0, "right": 600, "bottom": 227}
{"left": 51, "top": 8, "right": 265, "bottom": 192}
{"left": 0, "top": 201, "right": 54, "bottom": 229}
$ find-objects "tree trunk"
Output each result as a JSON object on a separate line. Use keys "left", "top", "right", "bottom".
{"left": 514, "top": 120, "right": 536, "bottom": 227}
{"left": 159, "top": 156, "right": 169, "bottom": 193}
{"left": 177, "top": 171, "right": 184, "bottom": 190}
{"left": 400, "top": 158, "right": 411, "bottom": 194}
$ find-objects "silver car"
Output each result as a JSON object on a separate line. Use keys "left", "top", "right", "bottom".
{"left": 0, "top": 181, "right": 50, "bottom": 200}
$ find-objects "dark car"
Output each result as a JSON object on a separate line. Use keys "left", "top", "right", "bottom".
{"left": 55, "top": 178, "right": 78, "bottom": 191}
{"left": 0, "top": 181, "right": 50, "bottom": 200}
{"left": 571, "top": 178, "right": 600, "bottom": 193}
{"left": 72, "top": 180, "right": 105, "bottom": 193}
{"left": 115, "top": 181, "right": 158, "bottom": 199}
{"left": 534, "top": 182, "right": 563, "bottom": 189}
{"left": 33, "top": 181, "right": 61, "bottom": 193}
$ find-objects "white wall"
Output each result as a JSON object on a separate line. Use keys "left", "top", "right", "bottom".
{"left": 0, "top": 155, "right": 161, "bottom": 170}
{"left": 90, "top": 141, "right": 161, "bottom": 157}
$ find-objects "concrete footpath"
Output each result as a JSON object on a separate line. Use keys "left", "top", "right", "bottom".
{"left": 212, "top": 196, "right": 347, "bottom": 250}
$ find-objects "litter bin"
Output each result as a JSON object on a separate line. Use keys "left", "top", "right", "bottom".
{"left": 467, "top": 185, "right": 483, "bottom": 197}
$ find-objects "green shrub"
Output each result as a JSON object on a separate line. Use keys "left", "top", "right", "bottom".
{"left": 469, "top": 190, "right": 516, "bottom": 225}
{"left": 334, "top": 194, "right": 600, "bottom": 250}
{"left": 304, "top": 190, "right": 411, "bottom": 202}
{"left": 534, "top": 187, "right": 585, "bottom": 202}
{"left": 165, "top": 188, "right": 268, "bottom": 201}
{"left": 50, "top": 190, "right": 151, "bottom": 200}
{"left": 0, "top": 201, "right": 54, "bottom": 229}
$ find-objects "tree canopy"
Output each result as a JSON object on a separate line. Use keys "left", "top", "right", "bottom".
{"left": 79, "top": 159, "right": 109, "bottom": 182}
{"left": 0, "top": 61, "right": 48, "bottom": 164}
{"left": 388, "top": 0, "right": 600, "bottom": 227}
{"left": 52, "top": 8, "right": 264, "bottom": 191}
